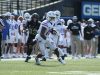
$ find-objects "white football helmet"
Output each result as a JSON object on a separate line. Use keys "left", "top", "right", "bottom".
{"left": 5, "top": 12, "right": 11, "bottom": 16}
{"left": 67, "top": 19, "right": 72, "bottom": 26}
{"left": 61, "top": 19, "right": 65, "bottom": 25}
{"left": 24, "top": 13, "right": 31, "bottom": 21}
{"left": 54, "top": 10, "right": 61, "bottom": 19}
{"left": 88, "top": 18, "right": 94, "bottom": 23}
{"left": 46, "top": 11, "right": 56, "bottom": 22}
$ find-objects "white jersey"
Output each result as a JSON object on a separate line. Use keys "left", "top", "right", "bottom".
{"left": 58, "top": 25, "right": 66, "bottom": 44}
{"left": 9, "top": 20, "right": 19, "bottom": 43}
{"left": 49, "top": 33, "right": 59, "bottom": 46}
{"left": 37, "top": 20, "right": 54, "bottom": 37}
{"left": 17, "top": 20, "right": 24, "bottom": 43}
{"left": 35, "top": 20, "right": 55, "bottom": 55}
{"left": 57, "top": 25, "right": 66, "bottom": 35}
{"left": 35, "top": 20, "right": 65, "bottom": 58}
{"left": 54, "top": 19, "right": 67, "bottom": 46}
{"left": 60, "top": 25, "right": 66, "bottom": 35}
{"left": 54, "top": 19, "right": 66, "bottom": 35}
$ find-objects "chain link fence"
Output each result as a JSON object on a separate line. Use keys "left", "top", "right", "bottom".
{"left": 0, "top": 0, "right": 60, "bottom": 15}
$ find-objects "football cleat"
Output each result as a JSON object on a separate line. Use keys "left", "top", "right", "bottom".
{"left": 35, "top": 57, "right": 41, "bottom": 65}
{"left": 58, "top": 57, "right": 66, "bottom": 64}
{"left": 40, "top": 57, "right": 46, "bottom": 61}
{"left": 25, "top": 56, "right": 31, "bottom": 62}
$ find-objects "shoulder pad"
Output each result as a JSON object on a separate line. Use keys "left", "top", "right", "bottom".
{"left": 41, "top": 20, "right": 49, "bottom": 27}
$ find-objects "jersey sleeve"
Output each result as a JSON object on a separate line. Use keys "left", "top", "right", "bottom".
{"left": 41, "top": 21, "right": 48, "bottom": 29}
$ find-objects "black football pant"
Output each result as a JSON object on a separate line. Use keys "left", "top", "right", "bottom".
{"left": 0, "top": 32, "right": 2, "bottom": 57}
{"left": 98, "top": 36, "right": 100, "bottom": 54}
{"left": 27, "top": 35, "right": 35, "bottom": 56}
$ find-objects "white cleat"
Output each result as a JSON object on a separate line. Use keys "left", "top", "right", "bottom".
{"left": 35, "top": 58, "right": 41, "bottom": 65}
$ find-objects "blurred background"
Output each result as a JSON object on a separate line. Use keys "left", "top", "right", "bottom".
{"left": 0, "top": 0, "right": 100, "bottom": 56}
{"left": 0, "top": 0, "right": 100, "bottom": 20}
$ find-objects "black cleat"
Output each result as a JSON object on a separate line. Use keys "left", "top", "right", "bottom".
{"left": 61, "top": 56, "right": 65, "bottom": 60}
{"left": 25, "top": 56, "right": 31, "bottom": 62}
{"left": 40, "top": 57, "right": 46, "bottom": 61}
{"left": 64, "top": 54, "right": 67, "bottom": 57}
{"left": 58, "top": 57, "right": 66, "bottom": 64}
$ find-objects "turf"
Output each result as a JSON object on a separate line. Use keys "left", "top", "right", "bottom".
{"left": 0, "top": 58, "right": 100, "bottom": 75}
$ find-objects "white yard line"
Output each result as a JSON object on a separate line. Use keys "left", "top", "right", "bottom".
{"left": 48, "top": 71, "right": 100, "bottom": 75}
{"left": 0, "top": 71, "right": 34, "bottom": 73}
{"left": 0, "top": 70, "right": 100, "bottom": 74}
{"left": 1, "top": 55, "right": 100, "bottom": 61}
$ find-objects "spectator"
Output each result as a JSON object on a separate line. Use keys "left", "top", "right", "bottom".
{"left": 84, "top": 18, "right": 95, "bottom": 58}
{"left": 0, "top": 15, "right": 5, "bottom": 59}
{"left": 67, "top": 16, "right": 82, "bottom": 59}
{"left": 1, "top": 14, "right": 10, "bottom": 58}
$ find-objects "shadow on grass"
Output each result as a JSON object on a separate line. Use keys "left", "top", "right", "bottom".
{"left": 24, "top": 61, "right": 64, "bottom": 67}
{"left": 35, "top": 64, "right": 61, "bottom": 67}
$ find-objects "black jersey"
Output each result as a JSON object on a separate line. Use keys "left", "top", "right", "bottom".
{"left": 27, "top": 20, "right": 41, "bottom": 36}
{"left": 67, "top": 22, "right": 81, "bottom": 35}
{"left": 84, "top": 25, "right": 95, "bottom": 40}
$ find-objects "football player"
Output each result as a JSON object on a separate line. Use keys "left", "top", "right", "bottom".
{"left": 34, "top": 11, "right": 65, "bottom": 65}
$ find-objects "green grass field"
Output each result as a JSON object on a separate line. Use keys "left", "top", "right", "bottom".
{"left": 0, "top": 58, "right": 100, "bottom": 75}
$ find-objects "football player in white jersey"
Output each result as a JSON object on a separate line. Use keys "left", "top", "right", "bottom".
{"left": 8, "top": 15, "right": 19, "bottom": 57}
{"left": 47, "top": 28, "right": 59, "bottom": 59}
{"left": 54, "top": 10, "right": 62, "bottom": 33}
{"left": 58, "top": 19, "right": 68, "bottom": 57}
{"left": 66, "top": 19, "right": 72, "bottom": 54}
{"left": 34, "top": 11, "right": 65, "bottom": 65}
{"left": 23, "top": 13, "right": 31, "bottom": 54}
{"left": 54, "top": 10, "right": 65, "bottom": 40}
{"left": 17, "top": 16, "right": 26, "bottom": 57}
{"left": 54, "top": 10, "right": 67, "bottom": 56}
